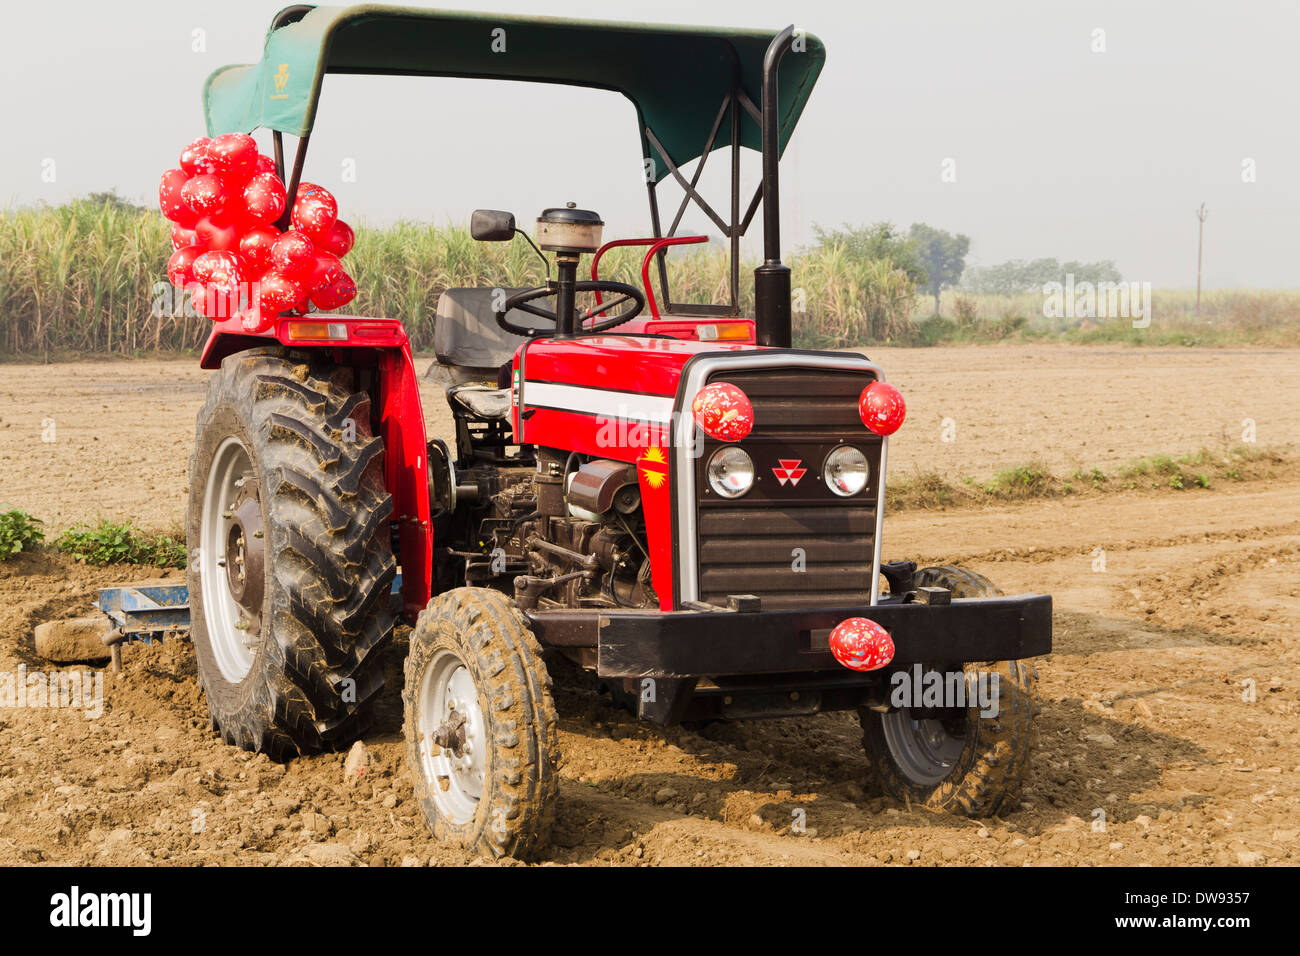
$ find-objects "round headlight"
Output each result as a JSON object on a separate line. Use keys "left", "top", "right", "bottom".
{"left": 824, "top": 445, "right": 869, "bottom": 497}
{"left": 706, "top": 447, "right": 755, "bottom": 498}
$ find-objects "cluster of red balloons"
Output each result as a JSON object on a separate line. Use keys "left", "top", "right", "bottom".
{"left": 159, "top": 133, "right": 356, "bottom": 332}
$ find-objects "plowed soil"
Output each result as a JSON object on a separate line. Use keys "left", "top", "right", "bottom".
{"left": 0, "top": 345, "right": 1297, "bottom": 866}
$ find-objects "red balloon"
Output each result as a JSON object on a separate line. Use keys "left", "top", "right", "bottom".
{"left": 179, "top": 137, "right": 213, "bottom": 176}
{"left": 167, "top": 246, "right": 202, "bottom": 287}
{"left": 238, "top": 225, "right": 280, "bottom": 275}
{"left": 186, "top": 276, "right": 237, "bottom": 320}
{"left": 237, "top": 305, "right": 276, "bottom": 333}
{"left": 691, "top": 382, "right": 754, "bottom": 442}
{"left": 192, "top": 250, "right": 243, "bottom": 286}
{"left": 291, "top": 183, "right": 338, "bottom": 242}
{"left": 241, "top": 172, "right": 286, "bottom": 226}
{"left": 181, "top": 173, "right": 229, "bottom": 218}
{"left": 306, "top": 251, "right": 345, "bottom": 295}
{"left": 207, "top": 133, "right": 259, "bottom": 185}
{"left": 256, "top": 272, "right": 304, "bottom": 317}
{"left": 195, "top": 284, "right": 239, "bottom": 321}
{"left": 828, "top": 617, "right": 894, "bottom": 672}
{"left": 858, "top": 381, "right": 906, "bottom": 436}
{"left": 320, "top": 219, "right": 355, "bottom": 258}
{"left": 269, "top": 231, "right": 317, "bottom": 278}
{"left": 193, "top": 251, "right": 249, "bottom": 321}
{"left": 193, "top": 216, "right": 240, "bottom": 252}
{"left": 312, "top": 270, "right": 357, "bottom": 311}
{"left": 170, "top": 224, "right": 197, "bottom": 251}
{"left": 158, "top": 169, "right": 196, "bottom": 226}
{"left": 254, "top": 153, "right": 277, "bottom": 176}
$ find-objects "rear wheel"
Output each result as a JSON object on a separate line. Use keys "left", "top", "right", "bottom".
{"left": 403, "top": 588, "right": 559, "bottom": 859}
{"left": 187, "top": 348, "right": 395, "bottom": 758}
{"left": 859, "top": 565, "right": 1038, "bottom": 816}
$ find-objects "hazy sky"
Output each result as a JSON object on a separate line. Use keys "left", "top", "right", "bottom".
{"left": 2, "top": 0, "right": 1298, "bottom": 288}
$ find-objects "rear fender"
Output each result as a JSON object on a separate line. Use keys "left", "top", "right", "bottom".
{"left": 378, "top": 346, "right": 433, "bottom": 620}
{"left": 200, "top": 318, "right": 432, "bottom": 620}
{"left": 199, "top": 315, "right": 411, "bottom": 369}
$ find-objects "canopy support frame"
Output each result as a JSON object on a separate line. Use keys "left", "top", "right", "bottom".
{"left": 642, "top": 81, "right": 769, "bottom": 319}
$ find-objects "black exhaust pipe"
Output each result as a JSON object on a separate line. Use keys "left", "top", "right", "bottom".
{"left": 755, "top": 25, "right": 796, "bottom": 349}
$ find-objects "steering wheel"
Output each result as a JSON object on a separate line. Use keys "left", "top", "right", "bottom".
{"left": 495, "top": 280, "right": 645, "bottom": 337}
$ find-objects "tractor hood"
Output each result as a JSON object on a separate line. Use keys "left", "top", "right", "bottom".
{"left": 515, "top": 335, "right": 763, "bottom": 460}
{"left": 521, "top": 335, "right": 761, "bottom": 398}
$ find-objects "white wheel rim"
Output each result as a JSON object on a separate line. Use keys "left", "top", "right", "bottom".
{"left": 201, "top": 436, "right": 256, "bottom": 683}
{"left": 417, "top": 650, "right": 487, "bottom": 826}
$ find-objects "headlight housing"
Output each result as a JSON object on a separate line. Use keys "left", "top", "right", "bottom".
{"left": 823, "top": 445, "right": 869, "bottom": 497}
{"left": 706, "top": 446, "right": 755, "bottom": 498}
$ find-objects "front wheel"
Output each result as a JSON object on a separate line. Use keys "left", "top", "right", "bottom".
{"left": 859, "top": 566, "right": 1039, "bottom": 816}
{"left": 402, "top": 588, "right": 559, "bottom": 858}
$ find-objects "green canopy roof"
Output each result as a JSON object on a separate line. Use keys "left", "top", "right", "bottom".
{"left": 203, "top": 4, "right": 824, "bottom": 183}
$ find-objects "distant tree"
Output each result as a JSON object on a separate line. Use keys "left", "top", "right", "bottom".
{"left": 82, "top": 190, "right": 149, "bottom": 214}
{"left": 962, "top": 258, "right": 1123, "bottom": 294}
{"left": 811, "top": 221, "right": 927, "bottom": 285}
{"left": 908, "top": 223, "right": 970, "bottom": 314}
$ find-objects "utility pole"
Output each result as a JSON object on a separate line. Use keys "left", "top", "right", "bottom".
{"left": 1195, "top": 203, "right": 1208, "bottom": 314}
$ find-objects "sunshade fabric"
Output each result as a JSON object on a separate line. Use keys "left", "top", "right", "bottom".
{"left": 203, "top": 4, "right": 824, "bottom": 182}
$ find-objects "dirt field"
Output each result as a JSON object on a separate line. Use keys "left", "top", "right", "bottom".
{"left": 0, "top": 344, "right": 1297, "bottom": 866}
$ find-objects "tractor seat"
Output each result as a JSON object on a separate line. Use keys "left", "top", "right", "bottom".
{"left": 448, "top": 383, "right": 512, "bottom": 420}
{"left": 433, "top": 287, "right": 531, "bottom": 384}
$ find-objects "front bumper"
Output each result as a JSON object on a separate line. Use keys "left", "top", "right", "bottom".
{"left": 529, "top": 593, "right": 1052, "bottom": 679}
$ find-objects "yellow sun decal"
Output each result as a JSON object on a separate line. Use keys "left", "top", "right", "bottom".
{"left": 639, "top": 446, "right": 668, "bottom": 489}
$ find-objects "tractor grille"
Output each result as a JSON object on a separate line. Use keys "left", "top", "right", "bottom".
{"left": 694, "top": 367, "right": 882, "bottom": 610}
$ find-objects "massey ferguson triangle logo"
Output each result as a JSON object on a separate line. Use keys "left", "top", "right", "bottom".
{"left": 772, "top": 458, "right": 807, "bottom": 486}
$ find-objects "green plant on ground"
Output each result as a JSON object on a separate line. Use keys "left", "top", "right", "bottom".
{"left": 1070, "top": 467, "right": 1107, "bottom": 488}
{"left": 887, "top": 470, "right": 965, "bottom": 510}
{"left": 952, "top": 294, "right": 980, "bottom": 328}
{"left": 981, "top": 464, "right": 1054, "bottom": 498}
{"left": 55, "top": 520, "right": 186, "bottom": 567}
{"left": 0, "top": 509, "right": 44, "bottom": 560}
{"left": 884, "top": 443, "right": 1292, "bottom": 512}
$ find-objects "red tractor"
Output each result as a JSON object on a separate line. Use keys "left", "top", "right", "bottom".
{"left": 191, "top": 4, "right": 1051, "bottom": 857}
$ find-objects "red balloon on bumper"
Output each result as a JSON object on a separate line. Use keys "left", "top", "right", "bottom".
{"left": 828, "top": 617, "right": 894, "bottom": 671}
{"left": 691, "top": 382, "right": 754, "bottom": 442}
{"left": 858, "top": 381, "right": 906, "bottom": 436}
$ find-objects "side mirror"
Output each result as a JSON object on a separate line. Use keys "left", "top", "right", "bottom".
{"left": 470, "top": 209, "right": 516, "bottom": 242}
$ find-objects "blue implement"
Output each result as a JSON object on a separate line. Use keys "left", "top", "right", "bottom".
{"left": 97, "top": 584, "right": 190, "bottom": 645}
